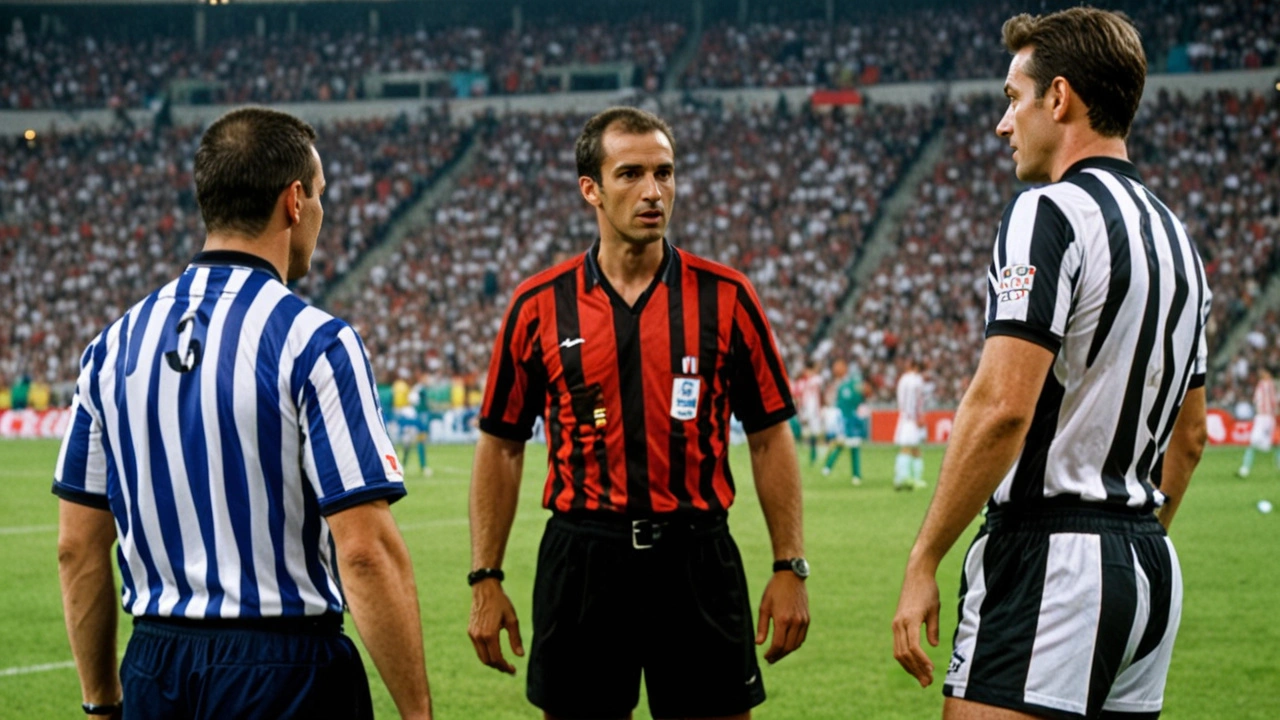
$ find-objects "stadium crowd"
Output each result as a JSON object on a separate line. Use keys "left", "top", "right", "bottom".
{"left": 0, "top": 111, "right": 463, "bottom": 402}
{"left": 0, "top": 17, "right": 683, "bottom": 110}
{"left": 679, "top": 0, "right": 1279, "bottom": 89}
{"left": 4, "top": 0, "right": 1276, "bottom": 110}
{"left": 332, "top": 99, "right": 936, "bottom": 384}
{"left": 828, "top": 88, "right": 1279, "bottom": 409}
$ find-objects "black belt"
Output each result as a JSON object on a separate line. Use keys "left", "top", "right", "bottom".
{"left": 985, "top": 503, "right": 1164, "bottom": 536}
{"left": 551, "top": 512, "right": 728, "bottom": 550}
{"left": 136, "top": 612, "right": 344, "bottom": 635}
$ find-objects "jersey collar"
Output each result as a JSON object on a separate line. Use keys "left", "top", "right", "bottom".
{"left": 189, "top": 250, "right": 284, "bottom": 283}
{"left": 583, "top": 239, "right": 679, "bottom": 294}
{"left": 1059, "top": 156, "right": 1142, "bottom": 184}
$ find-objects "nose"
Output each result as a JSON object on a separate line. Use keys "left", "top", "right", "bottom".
{"left": 996, "top": 107, "right": 1013, "bottom": 139}
{"left": 641, "top": 173, "right": 662, "bottom": 202}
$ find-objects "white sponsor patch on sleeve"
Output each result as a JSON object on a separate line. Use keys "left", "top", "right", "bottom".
{"left": 997, "top": 264, "right": 1037, "bottom": 304}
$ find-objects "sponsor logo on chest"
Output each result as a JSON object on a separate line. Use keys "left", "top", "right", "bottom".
{"left": 671, "top": 376, "right": 701, "bottom": 421}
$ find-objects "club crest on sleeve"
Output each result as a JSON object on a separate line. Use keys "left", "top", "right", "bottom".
{"left": 997, "top": 264, "right": 1036, "bottom": 302}
{"left": 670, "top": 377, "right": 701, "bottom": 421}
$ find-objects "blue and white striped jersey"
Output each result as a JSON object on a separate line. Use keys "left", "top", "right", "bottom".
{"left": 985, "top": 157, "right": 1211, "bottom": 512}
{"left": 53, "top": 251, "right": 406, "bottom": 619}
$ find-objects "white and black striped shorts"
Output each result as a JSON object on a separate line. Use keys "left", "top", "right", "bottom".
{"left": 944, "top": 509, "right": 1181, "bottom": 720}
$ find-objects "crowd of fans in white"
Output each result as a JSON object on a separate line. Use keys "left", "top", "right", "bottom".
{"left": 0, "top": 111, "right": 463, "bottom": 399}
{"left": 827, "top": 89, "right": 1279, "bottom": 408}
{"left": 2, "top": 0, "right": 1275, "bottom": 109}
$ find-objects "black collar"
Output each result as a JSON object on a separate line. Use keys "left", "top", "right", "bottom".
{"left": 1060, "top": 156, "right": 1142, "bottom": 184}
{"left": 189, "top": 250, "right": 284, "bottom": 283}
{"left": 583, "top": 239, "right": 680, "bottom": 294}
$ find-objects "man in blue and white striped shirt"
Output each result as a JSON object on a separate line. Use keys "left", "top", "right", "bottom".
{"left": 54, "top": 107, "right": 433, "bottom": 719}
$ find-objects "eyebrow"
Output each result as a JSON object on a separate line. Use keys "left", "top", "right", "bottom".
{"left": 1003, "top": 83, "right": 1015, "bottom": 96}
{"left": 614, "top": 162, "right": 675, "bottom": 173}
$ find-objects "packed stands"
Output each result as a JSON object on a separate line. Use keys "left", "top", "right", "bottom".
{"left": 679, "top": 0, "right": 1279, "bottom": 89}
{"left": 828, "top": 88, "right": 1279, "bottom": 408}
{"left": 0, "top": 112, "right": 464, "bottom": 399}
{"left": 332, "top": 100, "right": 936, "bottom": 383}
{"left": 0, "top": 18, "right": 683, "bottom": 110}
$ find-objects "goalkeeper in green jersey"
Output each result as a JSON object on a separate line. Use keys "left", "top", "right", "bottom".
{"left": 822, "top": 360, "right": 869, "bottom": 485}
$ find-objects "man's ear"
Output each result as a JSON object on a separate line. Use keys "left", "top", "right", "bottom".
{"left": 579, "top": 175, "right": 601, "bottom": 208}
{"left": 1049, "top": 76, "right": 1072, "bottom": 123}
{"left": 283, "top": 180, "right": 303, "bottom": 226}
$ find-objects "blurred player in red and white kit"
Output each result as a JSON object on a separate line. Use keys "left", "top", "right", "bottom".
{"left": 1238, "top": 367, "right": 1276, "bottom": 478}
{"left": 794, "top": 363, "right": 825, "bottom": 466}
{"left": 894, "top": 357, "right": 926, "bottom": 490}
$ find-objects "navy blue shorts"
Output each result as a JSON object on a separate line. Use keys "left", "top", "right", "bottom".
{"left": 121, "top": 615, "right": 372, "bottom": 720}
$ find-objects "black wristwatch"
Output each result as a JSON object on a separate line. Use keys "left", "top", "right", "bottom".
{"left": 773, "top": 557, "right": 810, "bottom": 579}
{"left": 82, "top": 701, "right": 122, "bottom": 716}
{"left": 467, "top": 567, "right": 505, "bottom": 586}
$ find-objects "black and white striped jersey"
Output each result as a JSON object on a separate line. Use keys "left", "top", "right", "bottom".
{"left": 984, "top": 157, "right": 1211, "bottom": 512}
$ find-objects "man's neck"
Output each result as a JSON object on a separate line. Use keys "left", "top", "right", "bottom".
{"left": 596, "top": 235, "right": 664, "bottom": 305}
{"left": 1049, "top": 133, "right": 1130, "bottom": 183}
{"left": 203, "top": 232, "right": 288, "bottom": 282}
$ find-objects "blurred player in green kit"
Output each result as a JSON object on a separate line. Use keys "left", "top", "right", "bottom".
{"left": 822, "top": 359, "right": 869, "bottom": 485}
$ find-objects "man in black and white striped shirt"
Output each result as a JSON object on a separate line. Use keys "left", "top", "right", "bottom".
{"left": 893, "top": 8, "right": 1210, "bottom": 720}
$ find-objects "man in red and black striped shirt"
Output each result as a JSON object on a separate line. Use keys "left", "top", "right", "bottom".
{"left": 467, "top": 107, "right": 809, "bottom": 720}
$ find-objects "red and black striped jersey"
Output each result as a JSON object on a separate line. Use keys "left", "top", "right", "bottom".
{"left": 480, "top": 241, "right": 795, "bottom": 517}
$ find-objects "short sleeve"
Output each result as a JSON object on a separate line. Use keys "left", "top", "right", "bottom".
{"left": 52, "top": 342, "right": 111, "bottom": 509}
{"left": 728, "top": 282, "right": 796, "bottom": 434}
{"left": 298, "top": 325, "right": 406, "bottom": 516}
{"left": 985, "top": 193, "right": 1081, "bottom": 353}
{"left": 479, "top": 291, "right": 546, "bottom": 442}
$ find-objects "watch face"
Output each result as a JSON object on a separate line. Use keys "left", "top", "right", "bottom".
{"left": 792, "top": 557, "right": 811, "bottom": 578}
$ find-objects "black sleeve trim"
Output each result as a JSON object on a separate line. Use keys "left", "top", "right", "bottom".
{"left": 740, "top": 406, "right": 797, "bottom": 436}
{"left": 985, "top": 319, "right": 1062, "bottom": 354}
{"left": 1187, "top": 373, "right": 1205, "bottom": 390}
{"left": 479, "top": 417, "right": 532, "bottom": 442}
{"left": 319, "top": 482, "right": 408, "bottom": 516}
{"left": 51, "top": 481, "right": 111, "bottom": 511}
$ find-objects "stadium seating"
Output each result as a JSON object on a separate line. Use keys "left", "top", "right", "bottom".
{"left": 0, "top": 113, "right": 464, "bottom": 400}
{"left": 679, "top": 0, "right": 1278, "bottom": 89}
{"left": 827, "top": 89, "right": 1280, "bottom": 408}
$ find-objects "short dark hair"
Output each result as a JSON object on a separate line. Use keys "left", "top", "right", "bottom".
{"left": 1002, "top": 7, "right": 1147, "bottom": 138}
{"left": 575, "top": 106, "right": 676, "bottom": 185}
{"left": 195, "top": 107, "right": 318, "bottom": 237}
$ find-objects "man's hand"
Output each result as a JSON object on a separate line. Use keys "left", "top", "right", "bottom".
{"left": 892, "top": 563, "right": 941, "bottom": 687}
{"left": 755, "top": 571, "right": 809, "bottom": 664}
{"left": 468, "top": 579, "right": 524, "bottom": 674}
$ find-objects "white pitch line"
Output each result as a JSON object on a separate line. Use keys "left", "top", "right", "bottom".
{"left": 0, "top": 524, "right": 57, "bottom": 536}
{"left": 0, "top": 660, "right": 76, "bottom": 678}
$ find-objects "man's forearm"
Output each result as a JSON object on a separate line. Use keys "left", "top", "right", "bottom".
{"left": 1156, "top": 387, "right": 1207, "bottom": 529}
{"left": 469, "top": 432, "right": 525, "bottom": 569}
{"left": 338, "top": 526, "right": 432, "bottom": 719}
{"left": 748, "top": 422, "right": 805, "bottom": 558}
{"left": 58, "top": 504, "right": 121, "bottom": 705}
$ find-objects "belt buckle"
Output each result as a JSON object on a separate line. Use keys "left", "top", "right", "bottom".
{"left": 631, "top": 519, "right": 660, "bottom": 550}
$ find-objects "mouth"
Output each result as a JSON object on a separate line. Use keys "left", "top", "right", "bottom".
{"left": 636, "top": 209, "right": 664, "bottom": 225}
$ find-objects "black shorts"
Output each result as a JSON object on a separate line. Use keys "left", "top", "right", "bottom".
{"left": 121, "top": 614, "right": 372, "bottom": 719}
{"left": 527, "top": 513, "right": 766, "bottom": 719}
{"left": 944, "top": 507, "right": 1181, "bottom": 720}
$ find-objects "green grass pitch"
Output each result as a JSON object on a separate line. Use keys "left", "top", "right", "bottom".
{"left": 2, "top": 439, "right": 1277, "bottom": 718}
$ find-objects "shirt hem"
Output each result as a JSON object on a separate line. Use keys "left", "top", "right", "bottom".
{"left": 51, "top": 481, "right": 110, "bottom": 511}
{"left": 319, "top": 483, "right": 407, "bottom": 516}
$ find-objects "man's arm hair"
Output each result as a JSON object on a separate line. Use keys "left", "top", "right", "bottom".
{"left": 747, "top": 421, "right": 804, "bottom": 559}
{"left": 57, "top": 500, "right": 122, "bottom": 708}
{"left": 469, "top": 431, "right": 526, "bottom": 571}
{"left": 1156, "top": 386, "right": 1207, "bottom": 529}
{"left": 327, "top": 500, "right": 432, "bottom": 720}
